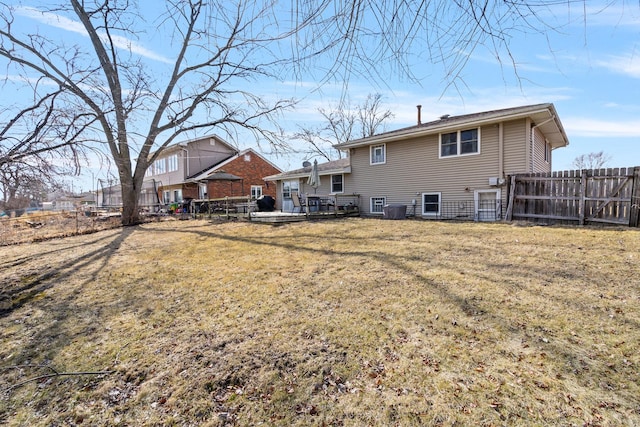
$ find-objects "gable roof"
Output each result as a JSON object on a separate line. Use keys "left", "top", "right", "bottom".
{"left": 148, "top": 134, "right": 238, "bottom": 159}
{"left": 334, "top": 103, "right": 569, "bottom": 149}
{"left": 188, "top": 148, "right": 283, "bottom": 181}
{"left": 264, "top": 158, "right": 351, "bottom": 181}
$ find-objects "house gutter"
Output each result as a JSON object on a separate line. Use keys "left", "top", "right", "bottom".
{"left": 335, "top": 106, "right": 561, "bottom": 150}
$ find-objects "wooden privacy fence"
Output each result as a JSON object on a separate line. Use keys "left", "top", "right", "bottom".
{"left": 505, "top": 167, "right": 640, "bottom": 227}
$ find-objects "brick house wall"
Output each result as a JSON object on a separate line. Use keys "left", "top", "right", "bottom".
{"left": 206, "top": 150, "right": 281, "bottom": 199}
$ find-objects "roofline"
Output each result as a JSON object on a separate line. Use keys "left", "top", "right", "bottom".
{"left": 334, "top": 103, "right": 568, "bottom": 149}
{"left": 187, "top": 147, "right": 283, "bottom": 182}
{"left": 264, "top": 165, "right": 351, "bottom": 181}
{"left": 152, "top": 133, "right": 237, "bottom": 157}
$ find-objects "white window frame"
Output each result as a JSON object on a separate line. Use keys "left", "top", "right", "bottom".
{"left": 370, "top": 197, "right": 386, "bottom": 214}
{"left": 173, "top": 189, "right": 182, "bottom": 202}
{"left": 422, "top": 192, "right": 441, "bottom": 216}
{"left": 163, "top": 190, "right": 170, "bottom": 204}
{"left": 370, "top": 144, "right": 386, "bottom": 165}
{"left": 331, "top": 174, "right": 344, "bottom": 193}
{"left": 251, "top": 185, "right": 263, "bottom": 200}
{"left": 544, "top": 141, "right": 551, "bottom": 163}
{"left": 167, "top": 154, "right": 178, "bottom": 172}
{"left": 199, "top": 183, "right": 207, "bottom": 199}
{"left": 154, "top": 158, "right": 166, "bottom": 174}
{"left": 439, "top": 128, "right": 481, "bottom": 158}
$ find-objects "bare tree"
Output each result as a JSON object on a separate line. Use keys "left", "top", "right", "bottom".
{"left": 294, "top": 94, "right": 394, "bottom": 161}
{"left": 1, "top": 1, "right": 614, "bottom": 224}
{"left": 0, "top": 89, "right": 94, "bottom": 208}
{"left": 572, "top": 151, "right": 612, "bottom": 170}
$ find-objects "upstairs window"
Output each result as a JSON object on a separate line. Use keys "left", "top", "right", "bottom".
{"left": 154, "top": 158, "right": 166, "bottom": 174}
{"left": 331, "top": 174, "right": 344, "bottom": 193}
{"left": 440, "top": 128, "right": 480, "bottom": 158}
{"left": 167, "top": 154, "right": 178, "bottom": 172}
{"left": 545, "top": 142, "right": 551, "bottom": 163}
{"left": 370, "top": 144, "right": 386, "bottom": 165}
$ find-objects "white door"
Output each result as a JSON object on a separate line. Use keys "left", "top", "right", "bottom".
{"left": 475, "top": 190, "right": 501, "bottom": 221}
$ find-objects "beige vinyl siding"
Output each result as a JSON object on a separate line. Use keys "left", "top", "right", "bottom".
{"left": 350, "top": 123, "right": 508, "bottom": 215}
{"left": 532, "top": 127, "right": 551, "bottom": 173}
{"left": 300, "top": 178, "right": 331, "bottom": 195}
{"left": 154, "top": 152, "right": 184, "bottom": 186}
{"left": 502, "top": 119, "right": 528, "bottom": 175}
{"left": 187, "top": 138, "right": 236, "bottom": 178}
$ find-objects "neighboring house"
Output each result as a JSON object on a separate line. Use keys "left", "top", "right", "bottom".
{"left": 264, "top": 158, "right": 352, "bottom": 212}
{"left": 332, "top": 103, "right": 569, "bottom": 220}
{"left": 47, "top": 191, "right": 96, "bottom": 211}
{"left": 188, "top": 148, "right": 282, "bottom": 201}
{"left": 141, "top": 134, "right": 281, "bottom": 210}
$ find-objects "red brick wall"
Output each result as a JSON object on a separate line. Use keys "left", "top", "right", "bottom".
{"left": 206, "top": 151, "right": 281, "bottom": 199}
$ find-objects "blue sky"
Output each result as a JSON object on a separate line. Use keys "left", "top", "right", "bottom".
{"left": 4, "top": 2, "right": 640, "bottom": 191}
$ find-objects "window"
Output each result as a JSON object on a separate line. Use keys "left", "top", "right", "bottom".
{"left": 441, "top": 132, "right": 458, "bottom": 156}
{"left": 199, "top": 184, "right": 207, "bottom": 199}
{"left": 331, "top": 174, "right": 344, "bottom": 193}
{"left": 460, "top": 129, "right": 478, "bottom": 154}
{"left": 440, "top": 128, "right": 480, "bottom": 157}
{"left": 544, "top": 142, "right": 551, "bottom": 163}
{"left": 244, "top": 153, "right": 251, "bottom": 162}
{"left": 370, "top": 197, "right": 386, "bottom": 214}
{"left": 154, "top": 158, "right": 166, "bottom": 174}
{"left": 167, "top": 154, "right": 178, "bottom": 172}
{"left": 173, "top": 189, "right": 182, "bottom": 202}
{"left": 251, "top": 185, "right": 263, "bottom": 199}
{"left": 422, "top": 192, "right": 441, "bottom": 216}
{"left": 163, "top": 190, "right": 170, "bottom": 204}
{"left": 370, "top": 144, "right": 386, "bottom": 165}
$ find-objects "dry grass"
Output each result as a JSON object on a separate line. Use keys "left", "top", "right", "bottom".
{"left": 1, "top": 218, "right": 639, "bottom": 426}
{"left": 0, "top": 211, "right": 121, "bottom": 246}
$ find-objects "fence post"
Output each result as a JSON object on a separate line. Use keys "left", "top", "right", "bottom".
{"left": 505, "top": 175, "right": 516, "bottom": 221}
{"left": 578, "top": 170, "right": 587, "bottom": 225}
{"left": 630, "top": 166, "right": 640, "bottom": 227}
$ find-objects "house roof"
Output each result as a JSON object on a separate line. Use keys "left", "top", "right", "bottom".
{"left": 202, "top": 171, "right": 243, "bottom": 181}
{"left": 156, "top": 134, "right": 237, "bottom": 156}
{"left": 188, "top": 148, "right": 283, "bottom": 182}
{"left": 264, "top": 157, "right": 351, "bottom": 181}
{"left": 334, "top": 103, "right": 569, "bottom": 149}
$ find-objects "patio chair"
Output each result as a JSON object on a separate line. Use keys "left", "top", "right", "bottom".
{"left": 291, "top": 192, "right": 306, "bottom": 213}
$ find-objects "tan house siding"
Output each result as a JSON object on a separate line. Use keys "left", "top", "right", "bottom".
{"left": 532, "top": 127, "right": 551, "bottom": 172}
{"left": 502, "top": 119, "right": 528, "bottom": 175}
{"left": 350, "top": 123, "right": 509, "bottom": 215}
{"left": 329, "top": 103, "right": 568, "bottom": 219}
{"left": 185, "top": 137, "right": 236, "bottom": 178}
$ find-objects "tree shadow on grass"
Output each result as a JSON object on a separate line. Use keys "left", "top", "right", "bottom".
{"left": 0, "top": 227, "right": 136, "bottom": 318}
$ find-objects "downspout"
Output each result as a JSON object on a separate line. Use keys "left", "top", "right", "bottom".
{"left": 181, "top": 147, "right": 189, "bottom": 178}
{"left": 498, "top": 122, "right": 504, "bottom": 178}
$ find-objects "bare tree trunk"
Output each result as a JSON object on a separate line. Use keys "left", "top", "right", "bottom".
{"left": 120, "top": 176, "right": 140, "bottom": 226}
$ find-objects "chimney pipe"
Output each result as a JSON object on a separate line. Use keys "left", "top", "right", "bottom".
{"left": 417, "top": 105, "right": 422, "bottom": 125}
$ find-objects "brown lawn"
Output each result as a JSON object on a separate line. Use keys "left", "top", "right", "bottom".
{"left": 1, "top": 218, "right": 639, "bottom": 426}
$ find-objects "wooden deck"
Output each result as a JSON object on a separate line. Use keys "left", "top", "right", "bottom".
{"left": 249, "top": 207, "right": 360, "bottom": 223}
